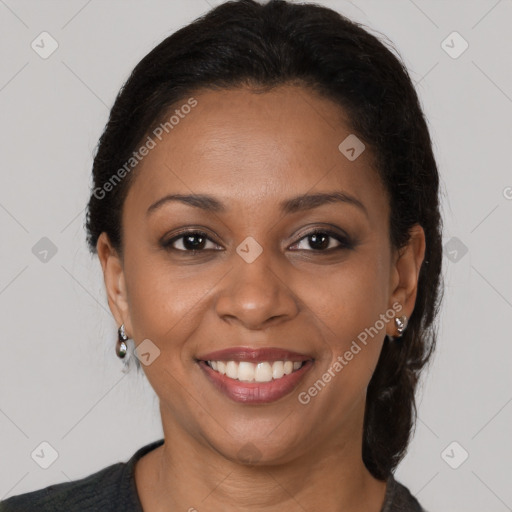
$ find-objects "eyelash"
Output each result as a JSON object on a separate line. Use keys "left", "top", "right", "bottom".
{"left": 162, "top": 228, "right": 354, "bottom": 254}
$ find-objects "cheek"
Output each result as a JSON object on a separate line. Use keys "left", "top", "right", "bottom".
{"left": 297, "top": 251, "right": 390, "bottom": 395}
{"left": 126, "top": 267, "right": 198, "bottom": 339}
{"left": 123, "top": 246, "right": 224, "bottom": 353}
{"left": 301, "top": 252, "right": 389, "bottom": 343}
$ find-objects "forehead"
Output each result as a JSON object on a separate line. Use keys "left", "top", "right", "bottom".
{"left": 124, "top": 85, "right": 387, "bottom": 219}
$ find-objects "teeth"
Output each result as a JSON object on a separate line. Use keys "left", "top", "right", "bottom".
{"left": 254, "top": 362, "right": 273, "bottom": 382}
{"left": 206, "top": 360, "right": 305, "bottom": 382}
{"left": 272, "top": 361, "right": 284, "bottom": 379}
{"left": 225, "top": 361, "right": 238, "bottom": 379}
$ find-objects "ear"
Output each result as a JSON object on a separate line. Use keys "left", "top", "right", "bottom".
{"left": 96, "top": 232, "right": 133, "bottom": 337}
{"left": 386, "top": 224, "right": 426, "bottom": 337}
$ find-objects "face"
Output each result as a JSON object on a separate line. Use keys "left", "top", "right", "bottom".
{"left": 98, "top": 84, "right": 425, "bottom": 465}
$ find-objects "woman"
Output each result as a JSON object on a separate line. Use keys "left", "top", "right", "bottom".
{"left": 1, "top": 0, "right": 442, "bottom": 510}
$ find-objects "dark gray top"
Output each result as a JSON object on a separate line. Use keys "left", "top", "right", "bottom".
{"left": 0, "top": 439, "right": 426, "bottom": 511}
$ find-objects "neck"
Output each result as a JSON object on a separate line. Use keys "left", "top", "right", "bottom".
{"left": 135, "top": 401, "right": 388, "bottom": 512}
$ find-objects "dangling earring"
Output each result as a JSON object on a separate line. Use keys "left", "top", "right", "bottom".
{"left": 394, "top": 315, "right": 408, "bottom": 339}
{"left": 115, "top": 324, "right": 140, "bottom": 373}
{"left": 116, "top": 324, "right": 128, "bottom": 358}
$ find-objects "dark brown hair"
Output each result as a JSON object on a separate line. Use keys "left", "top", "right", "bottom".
{"left": 85, "top": 0, "right": 444, "bottom": 480}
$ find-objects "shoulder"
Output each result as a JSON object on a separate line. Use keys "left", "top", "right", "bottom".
{"left": 0, "top": 462, "right": 125, "bottom": 512}
{"left": 381, "top": 474, "right": 428, "bottom": 512}
{"left": 0, "top": 439, "right": 164, "bottom": 512}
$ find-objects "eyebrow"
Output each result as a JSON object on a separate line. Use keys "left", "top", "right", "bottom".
{"left": 146, "top": 191, "right": 368, "bottom": 218}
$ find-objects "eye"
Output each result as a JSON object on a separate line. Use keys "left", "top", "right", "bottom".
{"left": 162, "top": 228, "right": 354, "bottom": 254}
{"left": 290, "top": 229, "right": 353, "bottom": 252}
{"left": 163, "top": 230, "right": 221, "bottom": 252}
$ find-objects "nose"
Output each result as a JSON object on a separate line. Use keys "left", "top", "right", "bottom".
{"left": 214, "top": 248, "right": 299, "bottom": 330}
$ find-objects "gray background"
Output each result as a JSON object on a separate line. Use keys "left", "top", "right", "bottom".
{"left": 1, "top": 1, "right": 511, "bottom": 510}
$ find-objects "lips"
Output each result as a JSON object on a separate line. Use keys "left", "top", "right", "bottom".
{"left": 196, "top": 346, "right": 314, "bottom": 404}
{"left": 196, "top": 346, "right": 313, "bottom": 363}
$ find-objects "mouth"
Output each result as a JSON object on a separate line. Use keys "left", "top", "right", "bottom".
{"left": 204, "top": 359, "right": 306, "bottom": 382}
{"left": 196, "top": 347, "right": 314, "bottom": 404}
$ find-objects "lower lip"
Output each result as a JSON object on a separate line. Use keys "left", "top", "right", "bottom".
{"left": 198, "top": 360, "right": 314, "bottom": 404}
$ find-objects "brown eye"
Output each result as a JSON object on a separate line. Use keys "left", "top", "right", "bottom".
{"left": 163, "top": 231, "right": 219, "bottom": 252}
{"left": 291, "top": 230, "right": 353, "bottom": 252}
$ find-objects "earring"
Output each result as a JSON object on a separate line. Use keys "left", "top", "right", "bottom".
{"left": 394, "top": 315, "right": 408, "bottom": 338}
{"left": 116, "top": 324, "right": 128, "bottom": 359}
{"left": 115, "top": 325, "right": 141, "bottom": 373}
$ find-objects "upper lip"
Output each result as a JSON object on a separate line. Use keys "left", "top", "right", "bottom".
{"left": 197, "top": 346, "right": 314, "bottom": 363}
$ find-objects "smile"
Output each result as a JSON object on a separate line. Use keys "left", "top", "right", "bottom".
{"left": 196, "top": 346, "right": 315, "bottom": 404}
{"left": 206, "top": 360, "right": 305, "bottom": 383}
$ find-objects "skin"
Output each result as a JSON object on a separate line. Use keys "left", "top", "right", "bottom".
{"left": 97, "top": 84, "right": 425, "bottom": 512}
